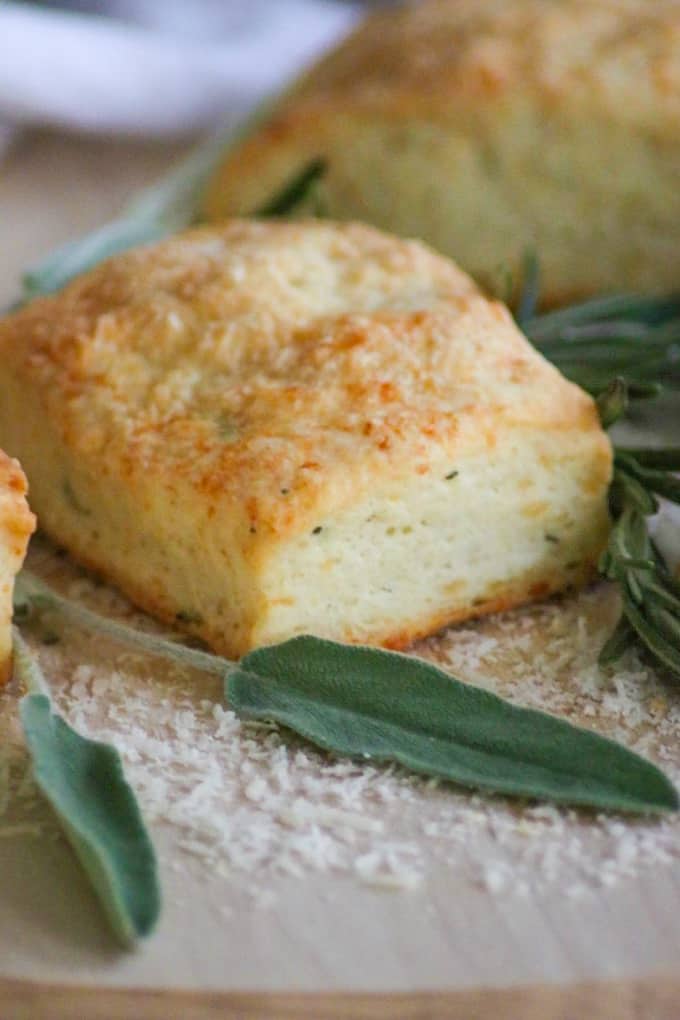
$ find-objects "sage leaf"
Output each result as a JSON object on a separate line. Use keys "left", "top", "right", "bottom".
{"left": 14, "top": 577, "right": 679, "bottom": 814}
{"left": 12, "top": 631, "right": 160, "bottom": 945}
{"left": 227, "top": 637, "right": 678, "bottom": 814}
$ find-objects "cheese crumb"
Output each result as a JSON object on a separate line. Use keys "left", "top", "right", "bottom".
{"left": 3, "top": 563, "right": 679, "bottom": 905}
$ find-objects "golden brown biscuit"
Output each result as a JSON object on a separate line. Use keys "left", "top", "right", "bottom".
{"left": 0, "top": 452, "right": 35, "bottom": 683}
{"left": 203, "top": 0, "right": 680, "bottom": 306}
{"left": 0, "top": 220, "right": 611, "bottom": 658}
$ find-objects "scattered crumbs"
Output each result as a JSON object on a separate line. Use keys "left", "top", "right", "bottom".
{"left": 482, "top": 862, "right": 513, "bottom": 895}
{"left": 279, "top": 800, "right": 385, "bottom": 834}
{"left": 4, "top": 548, "right": 680, "bottom": 905}
{"left": 354, "top": 848, "right": 423, "bottom": 890}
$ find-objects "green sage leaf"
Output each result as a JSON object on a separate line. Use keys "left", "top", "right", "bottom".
{"left": 12, "top": 631, "right": 160, "bottom": 945}
{"left": 228, "top": 636, "right": 678, "bottom": 814}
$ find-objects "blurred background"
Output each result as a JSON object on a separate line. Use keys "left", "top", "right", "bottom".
{"left": 0, "top": 0, "right": 389, "bottom": 156}
{"left": 0, "top": 0, "right": 399, "bottom": 296}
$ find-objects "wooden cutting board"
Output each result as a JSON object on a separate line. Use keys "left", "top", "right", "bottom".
{"left": 0, "top": 130, "right": 678, "bottom": 1020}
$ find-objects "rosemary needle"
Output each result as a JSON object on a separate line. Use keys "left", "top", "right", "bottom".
{"left": 524, "top": 292, "right": 680, "bottom": 400}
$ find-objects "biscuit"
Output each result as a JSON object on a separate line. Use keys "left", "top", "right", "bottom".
{"left": 0, "top": 452, "right": 35, "bottom": 683}
{"left": 0, "top": 220, "right": 611, "bottom": 657}
{"left": 203, "top": 0, "right": 680, "bottom": 306}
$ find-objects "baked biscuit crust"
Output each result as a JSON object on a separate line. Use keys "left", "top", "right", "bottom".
{"left": 204, "top": 0, "right": 680, "bottom": 305}
{"left": 0, "top": 220, "right": 611, "bottom": 657}
{"left": 0, "top": 452, "right": 36, "bottom": 683}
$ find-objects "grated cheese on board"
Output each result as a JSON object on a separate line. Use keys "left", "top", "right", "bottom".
{"left": 1, "top": 542, "right": 679, "bottom": 904}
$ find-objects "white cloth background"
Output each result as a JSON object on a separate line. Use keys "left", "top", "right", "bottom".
{"left": 0, "top": 0, "right": 361, "bottom": 157}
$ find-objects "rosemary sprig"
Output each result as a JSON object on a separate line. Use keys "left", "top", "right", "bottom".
{"left": 592, "top": 382, "right": 680, "bottom": 681}
{"left": 524, "top": 293, "right": 680, "bottom": 400}
{"left": 515, "top": 253, "right": 680, "bottom": 680}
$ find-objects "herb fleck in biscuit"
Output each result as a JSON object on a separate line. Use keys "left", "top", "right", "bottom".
{"left": 0, "top": 452, "right": 35, "bottom": 682}
{"left": 0, "top": 220, "right": 611, "bottom": 657}
{"left": 204, "top": 0, "right": 680, "bottom": 306}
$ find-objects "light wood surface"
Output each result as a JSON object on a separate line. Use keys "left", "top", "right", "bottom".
{"left": 0, "top": 129, "right": 678, "bottom": 1018}
{"left": 1, "top": 975, "right": 680, "bottom": 1020}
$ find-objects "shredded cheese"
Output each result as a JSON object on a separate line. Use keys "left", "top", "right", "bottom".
{"left": 2, "top": 553, "right": 679, "bottom": 904}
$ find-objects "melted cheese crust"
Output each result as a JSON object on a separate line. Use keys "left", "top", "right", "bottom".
{"left": 0, "top": 220, "right": 611, "bottom": 656}
{"left": 204, "top": 0, "right": 680, "bottom": 305}
{"left": 0, "top": 452, "right": 35, "bottom": 683}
